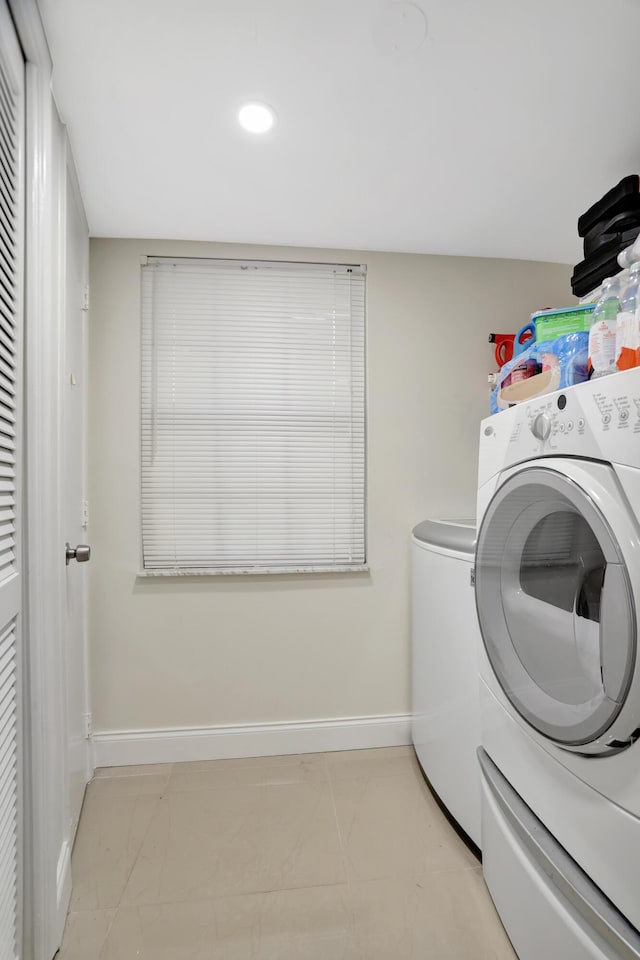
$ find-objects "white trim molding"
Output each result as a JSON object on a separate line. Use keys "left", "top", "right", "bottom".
{"left": 92, "top": 714, "right": 412, "bottom": 768}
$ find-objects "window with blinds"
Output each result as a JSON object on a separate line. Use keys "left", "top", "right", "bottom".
{"left": 141, "top": 258, "right": 366, "bottom": 574}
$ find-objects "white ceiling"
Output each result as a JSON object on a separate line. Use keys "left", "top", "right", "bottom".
{"left": 37, "top": 0, "right": 640, "bottom": 263}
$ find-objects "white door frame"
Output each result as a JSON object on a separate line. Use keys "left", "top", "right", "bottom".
{"left": 9, "top": 2, "right": 83, "bottom": 957}
{"left": 59, "top": 114, "right": 92, "bottom": 834}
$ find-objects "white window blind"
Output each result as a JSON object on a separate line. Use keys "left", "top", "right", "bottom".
{"left": 141, "top": 258, "right": 366, "bottom": 574}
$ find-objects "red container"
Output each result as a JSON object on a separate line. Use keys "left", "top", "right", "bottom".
{"left": 510, "top": 359, "right": 540, "bottom": 383}
{"left": 489, "top": 333, "right": 516, "bottom": 367}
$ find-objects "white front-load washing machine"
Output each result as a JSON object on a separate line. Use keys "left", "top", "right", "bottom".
{"left": 474, "top": 367, "right": 640, "bottom": 959}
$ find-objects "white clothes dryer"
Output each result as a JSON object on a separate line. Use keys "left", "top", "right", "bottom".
{"left": 474, "top": 367, "right": 640, "bottom": 959}
{"left": 411, "top": 519, "right": 481, "bottom": 849}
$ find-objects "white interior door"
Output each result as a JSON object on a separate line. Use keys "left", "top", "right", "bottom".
{"left": 63, "top": 156, "right": 90, "bottom": 838}
{"left": 0, "top": 2, "right": 24, "bottom": 957}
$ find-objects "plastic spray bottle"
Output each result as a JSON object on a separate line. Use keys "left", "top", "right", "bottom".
{"left": 588, "top": 277, "right": 621, "bottom": 379}
{"left": 616, "top": 262, "right": 640, "bottom": 372}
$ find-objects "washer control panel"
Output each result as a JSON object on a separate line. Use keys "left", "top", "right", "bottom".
{"left": 523, "top": 392, "right": 588, "bottom": 447}
{"left": 478, "top": 368, "right": 640, "bottom": 483}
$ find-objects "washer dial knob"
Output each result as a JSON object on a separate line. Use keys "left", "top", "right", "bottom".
{"left": 531, "top": 412, "right": 551, "bottom": 441}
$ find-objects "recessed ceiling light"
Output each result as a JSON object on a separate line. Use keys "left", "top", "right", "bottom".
{"left": 238, "top": 102, "right": 276, "bottom": 135}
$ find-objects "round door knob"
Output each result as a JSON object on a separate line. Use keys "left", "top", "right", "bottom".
{"left": 531, "top": 412, "right": 551, "bottom": 441}
{"left": 66, "top": 543, "right": 91, "bottom": 565}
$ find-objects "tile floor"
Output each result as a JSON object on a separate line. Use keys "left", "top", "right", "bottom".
{"left": 57, "top": 746, "right": 517, "bottom": 959}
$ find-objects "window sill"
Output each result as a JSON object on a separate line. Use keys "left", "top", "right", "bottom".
{"left": 137, "top": 564, "right": 369, "bottom": 577}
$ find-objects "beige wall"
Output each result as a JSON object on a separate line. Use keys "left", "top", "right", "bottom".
{"left": 89, "top": 238, "right": 571, "bottom": 733}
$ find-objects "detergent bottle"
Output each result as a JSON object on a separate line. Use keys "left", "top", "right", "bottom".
{"left": 616, "top": 262, "right": 640, "bottom": 372}
{"left": 588, "top": 277, "right": 621, "bottom": 379}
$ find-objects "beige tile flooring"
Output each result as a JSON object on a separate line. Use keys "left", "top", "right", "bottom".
{"left": 58, "top": 746, "right": 516, "bottom": 959}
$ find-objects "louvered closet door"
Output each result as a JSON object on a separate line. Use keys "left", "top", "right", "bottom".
{"left": 0, "top": 3, "right": 24, "bottom": 960}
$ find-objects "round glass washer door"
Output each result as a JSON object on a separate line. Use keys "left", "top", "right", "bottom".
{"left": 475, "top": 465, "right": 637, "bottom": 752}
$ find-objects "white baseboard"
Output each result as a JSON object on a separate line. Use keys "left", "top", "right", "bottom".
{"left": 92, "top": 713, "right": 412, "bottom": 768}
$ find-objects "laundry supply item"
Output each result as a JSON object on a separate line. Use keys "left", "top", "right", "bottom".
{"left": 512, "top": 320, "right": 536, "bottom": 357}
{"left": 573, "top": 177, "right": 640, "bottom": 297}
{"left": 616, "top": 263, "right": 640, "bottom": 372}
{"left": 510, "top": 358, "right": 539, "bottom": 384}
{"left": 578, "top": 175, "right": 640, "bottom": 237}
{"left": 619, "top": 233, "right": 640, "bottom": 269}
{"left": 583, "top": 210, "right": 640, "bottom": 258}
{"left": 571, "top": 240, "right": 623, "bottom": 298}
{"left": 488, "top": 333, "right": 515, "bottom": 367}
{"left": 490, "top": 332, "right": 587, "bottom": 414}
{"left": 588, "top": 276, "right": 621, "bottom": 379}
{"left": 533, "top": 304, "right": 595, "bottom": 343}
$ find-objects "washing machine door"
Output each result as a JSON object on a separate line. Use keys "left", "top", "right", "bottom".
{"left": 475, "top": 460, "right": 638, "bottom": 754}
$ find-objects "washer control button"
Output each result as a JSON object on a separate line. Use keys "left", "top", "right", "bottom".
{"left": 620, "top": 409, "right": 629, "bottom": 422}
{"left": 566, "top": 420, "right": 574, "bottom": 432}
{"left": 558, "top": 422, "right": 566, "bottom": 433}
{"left": 602, "top": 413, "right": 612, "bottom": 425}
{"left": 557, "top": 394, "right": 567, "bottom": 410}
{"left": 578, "top": 418, "right": 585, "bottom": 430}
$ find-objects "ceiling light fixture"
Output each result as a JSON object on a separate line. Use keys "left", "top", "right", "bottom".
{"left": 238, "top": 102, "right": 276, "bottom": 135}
